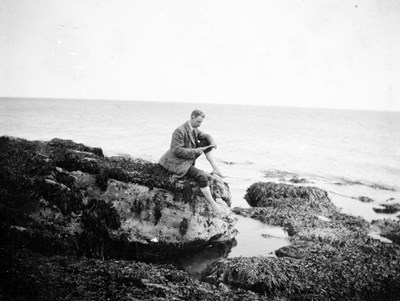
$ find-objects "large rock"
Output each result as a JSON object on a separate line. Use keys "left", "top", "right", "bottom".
{"left": 240, "top": 181, "right": 341, "bottom": 237}
{"left": 0, "top": 136, "right": 237, "bottom": 260}
{"left": 244, "top": 181, "right": 336, "bottom": 215}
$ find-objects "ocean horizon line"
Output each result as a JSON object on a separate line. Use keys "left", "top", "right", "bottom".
{"left": 1, "top": 96, "right": 399, "bottom": 114}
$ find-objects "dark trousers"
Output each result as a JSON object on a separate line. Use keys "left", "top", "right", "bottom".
{"left": 187, "top": 137, "right": 213, "bottom": 188}
{"left": 185, "top": 164, "right": 209, "bottom": 188}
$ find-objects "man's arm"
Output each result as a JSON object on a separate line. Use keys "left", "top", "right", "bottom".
{"left": 197, "top": 130, "right": 217, "bottom": 149}
{"left": 171, "top": 128, "right": 200, "bottom": 159}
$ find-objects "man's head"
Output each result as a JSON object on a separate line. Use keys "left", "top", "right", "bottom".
{"left": 189, "top": 109, "right": 205, "bottom": 128}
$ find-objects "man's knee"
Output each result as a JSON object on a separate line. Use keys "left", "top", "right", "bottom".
{"left": 196, "top": 172, "right": 209, "bottom": 188}
{"left": 187, "top": 166, "right": 209, "bottom": 188}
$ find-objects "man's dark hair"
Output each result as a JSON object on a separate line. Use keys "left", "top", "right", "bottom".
{"left": 191, "top": 110, "right": 205, "bottom": 118}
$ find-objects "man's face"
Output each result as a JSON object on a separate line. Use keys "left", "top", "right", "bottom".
{"left": 191, "top": 116, "right": 204, "bottom": 128}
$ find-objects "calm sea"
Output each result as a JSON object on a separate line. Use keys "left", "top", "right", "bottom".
{"left": 1, "top": 98, "right": 399, "bottom": 258}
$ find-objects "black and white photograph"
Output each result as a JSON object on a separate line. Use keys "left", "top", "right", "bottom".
{"left": 1, "top": 1, "right": 400, "bottom": 300}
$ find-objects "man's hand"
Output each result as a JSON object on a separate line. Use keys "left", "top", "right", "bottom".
{"left": 195, "top": 149, "right": 204, "bottom": 155}
{"left": 197, "top": 144, "right": 216, "bottom": 152}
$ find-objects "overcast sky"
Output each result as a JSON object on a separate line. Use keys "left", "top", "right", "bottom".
{"left": 1, "top": 0, "right": 400, "bottom": 111}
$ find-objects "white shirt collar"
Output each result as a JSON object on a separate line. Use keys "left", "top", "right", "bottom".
{"left": 187, "top": 121, "right": 194, "bottom": 131}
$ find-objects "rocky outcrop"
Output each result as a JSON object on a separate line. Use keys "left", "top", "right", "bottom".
{"left": 373, "top": 203, "right": 400, "bottom": 214}
{"left": 244, "top": 182, "right": 336, "bottom": 214}
{"left": 0, "top": 136, "right": 237, "bottom": 261}
{"left": 358, "top": 195, "right": 375, "bottom": 203}
{"left": 371, "top": 218, "right": 400, "bottom": 245}
{"left": 207, "top": 182, "right": 400, "bottom": 300}
{"left": 241, "top": 181, "right": 341, "bottom": 237}
{"left": 0, "top": 247, "right": 266, "bottom": 301}
{"left": 3, "top": 136, "right": 399, "bottom": 300}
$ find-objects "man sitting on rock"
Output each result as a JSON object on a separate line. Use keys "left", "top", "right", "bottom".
{"left": 159, "top": 109, "right": 228, "bottom": 214}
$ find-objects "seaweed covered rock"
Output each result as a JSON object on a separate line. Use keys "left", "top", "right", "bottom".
{"left": 0, "top": 247, "right": 266, "bottom": 301}
{"left": 244, "top": 181, "right": 337, "bottom": 215}
{"left": 220, "top": 182, "right": 400, "bottom": 300}
{"left": 373, "top": 203, "right": 400, "bottom": 214}
{"left": 0, "top": 136, "right": 237, "bottom": 260}
{"left": 358, "top": 195, "right": 375, "bottom": 203}
{"left": 240, "top": 181, "right": 341, "bottom": 237}
{"left": 371, "top": 218, "right": 400, "bottom": 245}
{"left": 207, "top": 237, "right": 400, "bottom": 300}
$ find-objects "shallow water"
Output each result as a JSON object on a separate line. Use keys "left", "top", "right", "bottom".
{"left": 228, "top": 215, "right": 290, "bottom": 258}
{"left": 222, "top": 163, "right": 399, "bottom": 257}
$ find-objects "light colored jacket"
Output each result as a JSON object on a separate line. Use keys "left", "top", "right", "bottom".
{"left": 158, "top": 121, "right": 214, "bottom": 177}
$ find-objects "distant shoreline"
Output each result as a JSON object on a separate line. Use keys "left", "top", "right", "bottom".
{"left": 2, "top": 96, "right": 399, "bottom": 113}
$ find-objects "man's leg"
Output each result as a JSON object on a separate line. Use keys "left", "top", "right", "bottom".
{"left": 205, "top": 150, "right": 226, "bottom": 178}
{"left": 199, "top": 186, "right": 227, "bottom": 214}
{"left": 198, "top": 139, "right": 226, "bottom": 178}
{"left": 186, "top": 165, "right": 228, "bottom": 214}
